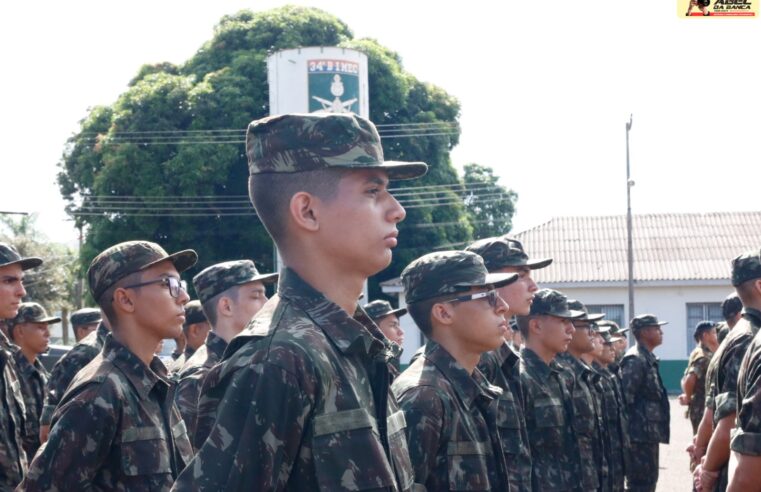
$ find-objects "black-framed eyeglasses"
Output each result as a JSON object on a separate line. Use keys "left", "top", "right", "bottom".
{"left": 122, "top": 277, "right": 186, "bottom": 298}
{"left": 444, "top": 289, "right": 503, "bottom": 309}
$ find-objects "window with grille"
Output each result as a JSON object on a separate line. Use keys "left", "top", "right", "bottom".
{"left": 685, "top": 303, "right": 723, "bottom": 355}
{"left": 586, "top": 304, "right": 625, "bottom": 330}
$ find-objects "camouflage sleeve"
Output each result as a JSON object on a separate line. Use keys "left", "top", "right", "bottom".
{"left": 174, "top": 370, "right": 203, "bottom": 445}
{"left": 20, "top": 384, "right": 117, "bottom": 490}
{"left": 396, "top": 385, "right": 445, "bottom": 487}
{"left": 731, "top": 345, "right": 761, "bottom": 456}
{"left": 172, "top": 361, "right": 312, "bottom": 491}
{"left": 715, "top": 342, "right": 749, "bottom": 422}
{"left": 685, "top": 356, "right": 706, "bottom": 376}
{"left": 41, "top": 348, "right": 96, "bottom": 426}
{"left": 620, "top": 357, "right": 644, "bottom": 407}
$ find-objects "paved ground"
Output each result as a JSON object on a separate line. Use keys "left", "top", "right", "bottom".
{"left": 656, "top": 396, "right": 694, "bottom": 491}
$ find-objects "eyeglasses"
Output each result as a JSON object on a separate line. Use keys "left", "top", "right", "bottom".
{"left": 122, "top": 277, "right": 186, "bottom": 298}
{"left": 444, "top": 289, "right": 504, "bottom": 309}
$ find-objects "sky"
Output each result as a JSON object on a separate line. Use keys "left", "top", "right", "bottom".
{"left": 1, "top": 1, "right": 759, "bottom": 247}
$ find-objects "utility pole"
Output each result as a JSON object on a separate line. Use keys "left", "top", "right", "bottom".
{"left": 75, "top": 224, "right": 84, "bottom": 309}
{"left": 626, "top": 114, "right": 635, "bottom": 327}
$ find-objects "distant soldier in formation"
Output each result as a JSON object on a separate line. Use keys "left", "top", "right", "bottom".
{"left": 20, "top": 240, "right": 196, "bottom": 490}
{"left": 393, "top": 250, "right": 516, "bottom": 490}
{"left": 363, "top": 299, "right": 407, "bottom": 378}
{"left": 168, "top": 300, "right": 209, "bottom": 373}
{"left": 38, "top": 312, "right": 110, "bottom": 444}
{"left": 516, "top": 289, "right": 584, "bottom": 491}
{"left": 0, "top": 242, "right": 41, "bottom": 489}
{"left": 175, "top": 259, "right": 276, "bottom": 447}
{"left": 466, "top": 235, "right": 552, "bottom": 491}
{"left": 70, "top": 308, "right": 101, "bottom": 343}
{"left": 621, "top": 314, "right": 671, "bottom": 492}
{"left": 680, "top": 321, "right": 718, "bottom": 435}
{"left": 6, "top": 303, "right": 58, "bottom": 459}
{"left": 719, "top": 293, "right": 743, "bottom": 344}
{"left": 173, "top": 112, "right": 425, "bottom": 491}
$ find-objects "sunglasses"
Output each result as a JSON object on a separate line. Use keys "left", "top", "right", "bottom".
{"left": 444, "top": 289, "right": 503, "bottom": 309}
{"left": 123, "top": 277, "right": 187, "bottom": 298}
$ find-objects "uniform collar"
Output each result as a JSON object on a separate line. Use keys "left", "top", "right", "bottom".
{"left": 423, "top": 341, "right": 501, "bottom": 409}
{"left": 205, "top": 331, "right": 228, "bottom": 360}
{"left": 184, "top": 346, "right": 196, "bottom": 358}
{"left": 744, "top": 307, "right": 761, "bottom": 327}
{"left": 636, "top": 343, "right": 659, "bottom": 365}
{"left": 12, "top": 348, "right": 46, "bottom": 378}
{"left": 95, "top": 322, "right": 110, "bottom": 345}
{"left": 557, "top": 351, "right": 594, "bottom": 377}
{"left": 496, "top": 340, "right": 520, "bottom": 370}
{"left": 521, "top": 347, "right": 563, "bottom": 382}
{"left": 278, "top": 267, "right": 386, "bottom": 357}
{"left": 103, "top": 335, "right": 170, "bottom": 400}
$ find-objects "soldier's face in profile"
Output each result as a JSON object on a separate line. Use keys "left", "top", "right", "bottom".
{"left": 0, "top": 264, "right": 26, "bottom": 319}
{"left": 535, "top": 315, "right": 575, "bottom": 354}
{"left": 129, "top": 261, "right": 190, "bottom": 340}
{"left": 444, "top": 287, "right": 509, "bottom": 353}
{"left": 640, "top": 325, "right": 663, "bottom": 348}
{"left": 229, "top": 281, "right": 268, "bottom": 333}
{"left": 494, "top": 266, "right": 537, "bottom": 317}
{"left": 598, "top": 343, "right": 616, "bottom": 364}
{"left": 14, "top": 321, "right": 51, "bottom": 355}
{"left": 313, "top": 169, "right": 405, "bottom": 278}
{"left": 569, "top": 320, "right": 595, "bottom": 353}
{"left": 377, "top": 314, "right": 404, "bottom": 346}
{"left": 701, "top": 328, "right": 718, "bottom": 348}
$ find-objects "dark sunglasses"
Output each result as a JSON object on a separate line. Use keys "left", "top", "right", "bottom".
{"left": 122, "top": 277, "right": 187, "bottom": 298}
{"left": 444, "top": 289, "right": 503, "bottom": 309}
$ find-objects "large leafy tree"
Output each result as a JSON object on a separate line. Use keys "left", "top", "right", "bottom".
{"left": 58, "top": 6, "right": 516, "bottom": 300}
{"left": 462, "top": 163, "right": 517, "bottom": 240}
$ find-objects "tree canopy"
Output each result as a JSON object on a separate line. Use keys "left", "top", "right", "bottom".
{"left": 58, "top": 6, "right": 517, "bottom": 301}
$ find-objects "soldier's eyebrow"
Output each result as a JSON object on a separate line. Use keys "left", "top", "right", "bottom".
{"left": 1, "top": 274, "right": 22, "bottom": 282}
{"left": 364, "top": 175, "right": 389, "bottom": 187}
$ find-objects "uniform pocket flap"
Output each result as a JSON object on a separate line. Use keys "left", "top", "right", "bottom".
{"left": 447, "top": 440, "right": 489, "bottom": 456}
{"left": 387, "top": 410, "right": 407, "bottom": 435}
{"left": 314, "top": 408, "right": 378, "bottom": 437}
{"left": 121, "top": 426, "right": 166, "bottom": 443}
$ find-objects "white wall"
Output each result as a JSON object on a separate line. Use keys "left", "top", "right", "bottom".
{"left": 546, "top": 283, "right": 733, "bottom": 360}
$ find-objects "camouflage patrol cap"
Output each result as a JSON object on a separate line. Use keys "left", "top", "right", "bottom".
{"left": 598, "top": 319, "right": 629, "bottom": 336}
{"left": 183, "top": 300, "right": 207, "bottom": 326}
{"left": 87, "top": 241, "right": 198, "bottom": 302}
{"left": 0, "top": 242, "right": 42, "bottom": 271}
{"left": 246, "top": 113, "right": 428, "bottom": 180}
{"left": 731, "top": 249, "right": 761, "bottom": 286}
{"left": 363, "top": 300, "right": 407, "bottom": 321}
{"left": 401, "top": 250, "right": 518, "bottom": 304}
{"left": 528, "top": 289, "right": 586, "bottom": 319}
{"left": 10, "top": 302, "right": 61, "bottom": 326}
{"left": 465, "top": 236, "right": 552, "bottom": 271}
{"left": 70, "top": 308, "right": 102, "bottom": 327}
{"left": 630, "top": 314, "right": 668, "bottom": 331}
{"left": 567, "top": 300, "right": 605, "bottom": 323}
{"left": 192, "top": 260, "right": 278, "bottom": 304}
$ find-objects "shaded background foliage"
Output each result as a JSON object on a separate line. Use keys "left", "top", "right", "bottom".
{"left": 58, "top": 6, "right": 517, "bottom": 302}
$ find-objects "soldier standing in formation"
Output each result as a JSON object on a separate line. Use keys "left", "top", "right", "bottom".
{"left": 70, "top": 308, "right": 101, "bottom": 343}
{"left": 680, "top": 321, "right": 718, "bottom": 436}
{"left": 168, "top": 300, "right": 209, "bottom": 373}
{"left": 173, "top": 112, "right": 425, "bottom": 491}
{"left": 5, "top": 303, "right": 58, "bottom": 459}
{"left": 174, "top": 259, "right": 276, "bottom": 447}
{"left": 392, "top": 250, "right": 516, "bottom": 490}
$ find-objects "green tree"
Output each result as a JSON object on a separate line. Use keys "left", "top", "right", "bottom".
{"left": 462, "top": 163, "right": 518, "bottom": 240}
{"left": 57, "top": 6, "right": 516, "bottom": 301}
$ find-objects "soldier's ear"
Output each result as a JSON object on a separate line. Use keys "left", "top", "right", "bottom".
{"left": 430, "top": 302, "right": 454, "bottom": 326}
{"left": 217, "top": 296, "right": 234, "bottom": 318}
{"left": 289, "top": 192, "right": 320, "bottom": 233}
{"left": 112, "top": 287, "right": 136, "bottom": 314}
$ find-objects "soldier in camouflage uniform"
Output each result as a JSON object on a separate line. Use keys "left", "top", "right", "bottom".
{"left": 6, "top": 303, "right": 59, "bottom": 459}
{"left": 363, "top": 300, "right": 407, "bottom": 379}
{"left": 20, "top": 240, "right": 196, "bottom": 490}
{"left": 515, "top": 288, "right": 585, "bottom": 491}
{"left": 173, "top": 113, "right": 426, "bottom": 491}
{"left": 392, "top": 250, "right": 516, "bottom": 490}
{"left": 0, "top": 242, "right": 41, "bottom": 489}
{"left": 38, "top": 316, "right": 110, "bottom": 444}
{"left": 167, "top": 300, "right": 208, "bottom": 373}
{"left": 719, "top": 293, "right": 743, "bottom": 344}
{"left": 558, "top": 300, "right": 608, "bottom": 492}
{"left": 679, "top": 321, "right": 718, "bottom": 435}
{"left": 174, "top": 260, "right": 276, "bottom": 446}
{"left": 594, "top": 327, "right": 630, "bottom": 492}
{"left": 465, "top": 235, "right": 553, "bottom": 491}
{"left": 620, "top": 314, "right": 670, "bottom": 492}
{"left": 727, "top": 248, "right": 761, "bottom": 490}
{"left": 69, "top": 308, "right": 101, "bottom": 343}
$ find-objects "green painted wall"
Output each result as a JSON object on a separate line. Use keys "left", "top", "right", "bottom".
{"left": 660, "top": 359, "right": 688, "bottom": 394}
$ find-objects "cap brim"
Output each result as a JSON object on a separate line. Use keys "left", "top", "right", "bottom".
{"left": 617, "top": 327, "right": 630, "bottom": 335}
{"left": 39, "top": 316, "right": 62, "bottom": 324}
{"left": 246, "top": 272, "right": 279, "bottom": 285}
{"left": 388, "top": 307, "right": 407, "bottom": 318}
{"left": 584, "top": 313, "right": 606, "bottom": 322}
{"left": 143, "top": 249, "right": 198, "bottom": 275}
{"left": 455, "top": 272, "right": 519, "bottom": 290}
{"left": 377, "top": 161, "right": 428, "bottom": 181}
{"left": 525, "top": 258, "right": 553, "bottom": 270}
{"left": 557, "top": 309, "right": 588, "bottom": 320}
{"left": 609, "top": 335, "right": 625, "bottom": 342}
{"left": 2, "top": 257, "right": 43, "bottom": 271}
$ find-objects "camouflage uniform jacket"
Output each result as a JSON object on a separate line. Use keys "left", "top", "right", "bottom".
{"left": 620, "top": 344, "right": 670, "bottom": 443}
{"left": 174, "top": 331, "right": 227, "bottom": 446}
{"left": 173, "top": 267, "right": 414, "bottom": 491}
{"left": 519, "top": 348, "right": 580, "bottom": 491}
{"left": 684, "top": 343, "right": 713, "bottom": 424}
{"left": 477, "top": 341, "right": 532, "bottom": 491}
{"left": 593, "top": 362, "right": 629, "bottom": 492}
{"left": 388, "top": 341, "right": 403, "bottom": 380}
{"left": 731, "top": 308, "right": 761, "bottom": 457}
{"left": 19, "top": 335, "right": 193, "bottom": 491}
{"left": 393, "top": 341, "right": 509, "bottom": 491}
{"left": 0, "top": 332, "right": 27, "bottom": 490}
{"left": 557, "top": 352, "right": 606, "bottom": 491}
{"left": 40, "top": 322, "right": 108, "bottom": 426}
{"left": 168, "top": 346, "right": 196, "bottom": 375}
{"left": 12, "top": 349, "right": 48, "bottom": 460}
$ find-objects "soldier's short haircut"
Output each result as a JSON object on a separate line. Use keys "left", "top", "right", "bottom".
{"left": 96, "top": 270, "right": 143, "bottom": 328}
{"left": 722, "top": 293, "right": 743, "bottom": 321}
{"left": 406, "top": 298, "right": 439, "bottom": 337}
{"left": 199, "top": 284, "right": 242, "bottom": 328}
{"left": 248, "top": 170, "right": 341, "bottom": 247}
{"left": 693, "top": 320, "right": 715, "bottom": 343}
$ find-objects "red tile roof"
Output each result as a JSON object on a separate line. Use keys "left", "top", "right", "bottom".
{"left": 514, "top": 212, "right": 761, "bottom": 284}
